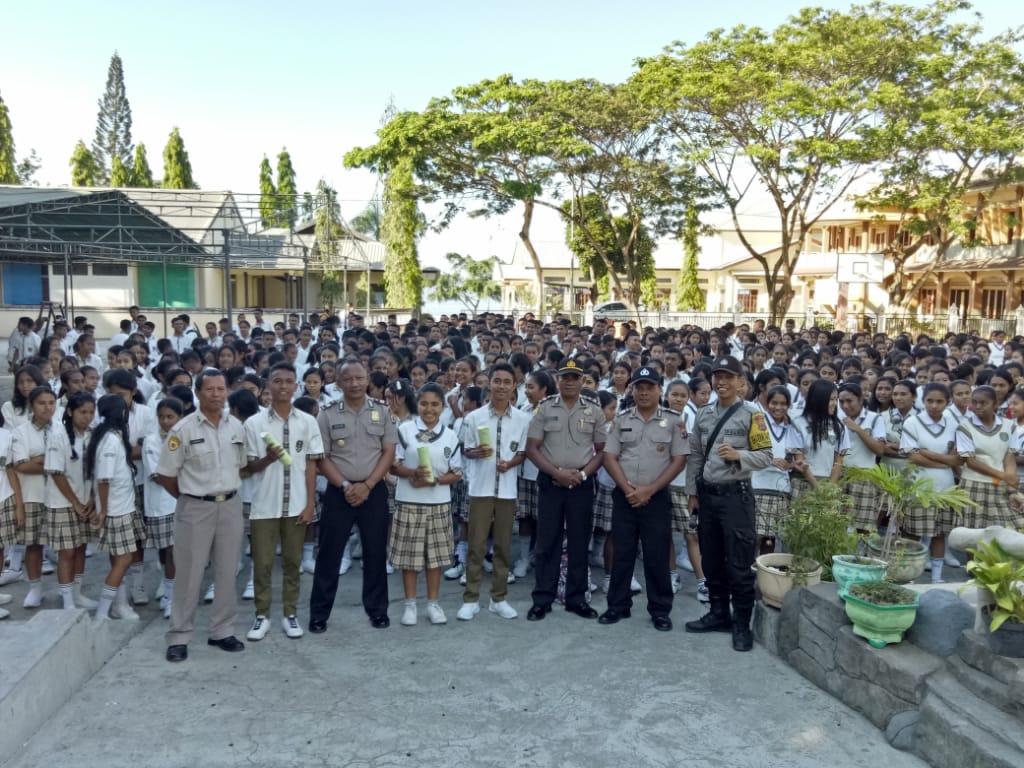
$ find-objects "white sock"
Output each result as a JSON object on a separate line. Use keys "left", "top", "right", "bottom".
{"left": 128, "top": 561, "right": 143, "bottom": 589}
{"left": 59, "top": 583, "right": 75, "bottom": 609}
{"left": 670, "top": 569, "right": 679, "bottom": 579}
{"left": 404, "top": 598, "right": 416, "bottom": 607}
{"left": 95, "top": 585, "right": 117, "bottom": 618}
{"left": 8, "top": 544, "right": 25, "bottom": 572}
{"left": 73, "top": 575, "right": 85, "bottom": 599}
{"left": 115, "top": 582, "right": 129, "bottom": 607}
{"left": 931, "top": 559, "right": 944, "bottom": 582}
{"left": 26, "top": 579, "right": 42, "bottom": 598}
{"left": 519, "top": 537, "right": 532, "bottom": 561}
{"left": 303, "top": 542, "right": 314, "bottom": 560}
{"left": 164, "top": 578, "right": 175, "bottom": 604}
{"left": 456, "top": 541, "right": 468, "bottom": 563}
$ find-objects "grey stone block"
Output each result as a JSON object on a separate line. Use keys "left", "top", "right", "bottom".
{"left": 838, "top": 673, "right": 915, "bottom": 729}
{"left": 836, "top": 626, "right": 941, "bottom": 705}
{"left": 798, "top": 614, "right": 838, "bottom": 672}
{"left": 885, "top": 709, "right": 919, "bottom": 751}
{"left": 799, "top": 581, "right": 848, "bottom": 637}
{"left": 778, "top": 585, "right": 802, "bottom": 658}
{"left": 907, "top": 589, "right": 975, "bottom": 656}
{"left": 753, "top": 601, "right": 782, "bottom": 656}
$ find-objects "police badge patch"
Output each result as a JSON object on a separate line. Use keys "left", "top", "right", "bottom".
{"left": 444, "top": 446, "right": 452, "bottom": 459}
{"left": 510, "top": 441, "right": 519, "bottom": 452}
{"left": 295, "top": 440, "right": 304, "bottom": 452}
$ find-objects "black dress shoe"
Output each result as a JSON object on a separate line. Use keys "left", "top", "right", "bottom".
{"left": 526, "top": 604, "right": 551, "bottom": 621}
{"left": 309, "top": 619, "right": 327, "bottom": 634}
{"left": 598, "top": 608, "right": 631, "bottom": 625}
{"left": 565, "top": 603, "right": 599, "bottom": 619}
{"left": 207, "top": 636, "right": 245, "bottom": 652}
{"left": 652, "top": 615, "right": 673, "bottom": 632}
{"left": 732, "top": 626, "right": 753, "bottom": 652}
{"left": 370, "top": 614, "right": 390, "bottom": 628}
{"left": 165, "top": 644, "right": 188, "bottom": 662}
{"left": 684, "top": 611, "right": 733, "bottom": 633}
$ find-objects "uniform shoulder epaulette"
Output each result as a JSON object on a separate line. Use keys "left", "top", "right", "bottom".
{"left": 662, "top": 407, "right": 682, "bottom": 417}
{"left": 740, "top": 401, "right": 762, "bottom": 415}
{"left": 580, "top": 393, "right": 601, "bottom": 405}
{"left": 370, "top": 397, "right": 388, "bottom": 407}
{"left": 322, "top": 400, "right": 340, "bottom": 412}
{"left": 696, "top": 402, "right": 716, "bottom": 414}
{"left": 539, "top": 394, "right": 560, "bottom": 405}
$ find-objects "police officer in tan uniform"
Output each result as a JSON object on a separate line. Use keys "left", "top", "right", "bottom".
{"left": 599, "top": 366, "right": 688, "bottom": 631}
{"left": 525, "top": 359, "right": 606, "bottom": 620}
{"left": 310, "top": 361, "right": 397, "bottom": 632}
{"left": 684, "top": 356, "right": 773, "bottom": 651}
{"left": 157, "top": 369, "right": 248, "bottom": 663}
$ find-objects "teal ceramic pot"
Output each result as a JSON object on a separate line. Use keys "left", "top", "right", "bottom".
{"left": 832, "top": 555, "right": 888, "bottom": 599}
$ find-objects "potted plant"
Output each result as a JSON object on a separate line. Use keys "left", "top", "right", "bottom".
{"left": 963, "top": 539, "right": 1024, "bottom": 658}
{"left": 843, "top": 581, "right": 920, "bottom": 648}
{"left": 756, "top": 482, "right": 851, "bottom": 607}
{"left": 844, "top": 465, "right": 975, "bottom": 583}
{"left": 832, "top": 554, "right": 889, "bottom": 600}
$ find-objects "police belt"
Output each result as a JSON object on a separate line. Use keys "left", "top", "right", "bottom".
{"left": 185, "top": 491, "right": 237, "bottom": 503}
{"left": 697, "top": 480, "right": 750, "bottom": 496}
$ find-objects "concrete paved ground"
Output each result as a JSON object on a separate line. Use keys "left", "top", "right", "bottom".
{"left": 2, "top": 558, "right": 928, "bottom": 768}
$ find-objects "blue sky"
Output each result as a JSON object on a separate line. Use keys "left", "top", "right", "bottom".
{"left": 1, "top": 0, "right": 1018, "bottom": 269}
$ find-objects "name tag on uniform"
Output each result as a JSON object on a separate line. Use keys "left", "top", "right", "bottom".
{"left": 190, "top": 438, "right": 205, "bottom": 445}
{"left": 331, "top": 424, "right": 345, "bottom": 430}
{"left": 620, "top": 428, "right": 633, "bottom": 433}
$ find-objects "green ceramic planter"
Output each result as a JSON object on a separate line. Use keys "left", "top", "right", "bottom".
{"left": 843, "top": 589, "right": 919, "bottom": 648}
{"left": 832, "top": 555, "right": 888, "bottom": 598}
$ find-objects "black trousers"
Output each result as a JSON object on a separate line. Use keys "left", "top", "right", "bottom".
{"left": 310, "top": 483, "right": 389, "bottom": 622}
{"left": 531, "top": 472, "right": 594, "bottom": 609}
{"left": 607, "top": 487, "right": 673, "bottom": 618}
{"left": 697, "top": 484, "right": 757, "bottom": 621}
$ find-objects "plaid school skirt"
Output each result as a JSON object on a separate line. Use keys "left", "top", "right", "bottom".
{"left": 845, "top": 479, "right": 880, "bottom": 531}
{"left": 98, "top": 512, "right": 145, "bottom": 557}
{"left": 959, "top": 479, "right": 1024, "bottom": 530}
{"left": 0, "top": 496, "right": 18, "bottom": 547}
{"left": 593, "top": 484, "right": 615, "bottom": 532}
{"left": 49, "top": 506, "right": 88, "bottom": 550}
{"left": 754, "top": 491, "right": 789, "bottom": 538}
{"left": 145, "top": 513, "right": 175, "bottom": 550}
{"left": 450, "top": 480, "right": 468, "bottom": 523}
{"left": 517, "top": 476, "right": 539, "bottom": 521}
{"left": 17, "top": 502, "right": 47, "bottom": 546}
{"left": 389, "top": 501, "right": 453, "bottom": 571}
{"left": 669, "top": 486, "right": 693, "bottom": 533}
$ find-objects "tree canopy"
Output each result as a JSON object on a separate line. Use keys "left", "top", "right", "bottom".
{"left": 92, "top": 51, "right": 133, "bottom": 185}
{"left": 275, "top": 148, "right": 298, "bottom": 228}
{"left": 431, "top": 253, "right": 501, "bottom": 316}
{"left": 161, "top": 127, "right": 196, "bottom": 189}
{"left": 69, "top": 140, "right": 99, "bottom": 187}
{"left": 129, "top": 143, "right": 154, "bottom": 187}
{"left": 0, "top": 90, "right": 18, "bottom": 184}
{"left": 380, "top": 156, "right": 424, "bottom": 311}
{"left": 258, "top": 156, "right": 276, "bottom": 227}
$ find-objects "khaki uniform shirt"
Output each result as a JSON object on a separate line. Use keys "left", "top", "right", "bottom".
{"left": 156, "top": 410, "right": 246, "bottom": 496}
{"left": 527, "top": 394, "right": 606, "bottom": 470}
{"left": 317, "top": 397, "right": 398, "bottom": 482}
{"left": 604, "top": 406, "right": 689, "bottom": 485}
{"left": 685, "top": 400, "right": 773, "bottom": 494}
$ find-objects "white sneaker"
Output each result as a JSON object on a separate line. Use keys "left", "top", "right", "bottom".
{"left": 924, "top": 560, "right": 932, "bottom": 572}
{"left": 489, "top": 599, "right": 518, "bottom": 619}
{"left": 0, "top": 606, "right": 9, "bottom": 620}
{"left": 339, "top": 558, "right": 352, "bottom": 575}
{"left": 0, "top": 569, "right": 24, "bottom": 586}
{"left": 459, "top": 572, "right": 467, "bottom": 586}
{"left": 85, "top": 544, "right": 96, "bottom": 558}
{"left": 0, "top": 593, "right": 11, "bottom": 605}
{"left": 131, "top": 577, "right": 149, "bottom": 606}
{"left": 512, "top": 558, "right": 528, "bottom": 578}
{"left": 482, "top": 557, "right": 494, "bottom": 574}
{"left": 444, "top": 562, "right": 465, "bottom": 580}
{"left": 247, "top": 615, "right": 270, "bottom": 641}
{"left": 426, "top": 602, "right": 447, "bottom": 624}
{"left": 600, "top": 575, "right": 611, "bottom": 593}
{"left": 301, "top": 558, "right": 317, "bottom": 574}
{"left": 507, "top": 571, "right": 516, "bottom": 584}
{"left": 282, "top": 615, "right": 304, "bottom": 638}
{"left": 456, "top": 601, "right": 480, "bottom": 621}
{"left": 75, "top": 592, "right": 98, "bottom": 610}
{"left": 41, "top": 560, "right": 55, "bottom": 575}
{"left": 671, "top": 573, "right": 681, "bottom": 594}
{"left": 676, "top": 551, "right": 695, "bottom": 573}
{"left": 401, "top": 602, "right": 418, "bottom": 626}
{"left": 110, "top": 601, "right": 139, "bottom": 620}
{"left": 203, "top": 583, "right": 215, "bottom": 603}
{"left": 697, "top": 578, "right": 710, "bottom": 603}
{"left": 23, "top": 587, "right": 42, "bottom": 609}
{"left": 162, "top": 597, "right": 172, "bottom": 619}
{"left": 944, "top": 552, "right": 962, "bottom": 568}
{"left": 630, "top": 576, "right": 643, "bottom": 594}
{"left": 385, "top": 561, "right": 395, "bottom": 575}
{"left": 242, "top": 580, "right": 255, "bottom": 600}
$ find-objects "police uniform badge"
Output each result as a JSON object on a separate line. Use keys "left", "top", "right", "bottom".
{"left": 371, "top": 410, "right": 381, "bottom": 423}
{"left": 749, "top": 412, "right": 771, "bottom": 451}
{"left": 168, "top": 436, "right": 181, "bottom": 452}
{"left": 295, "top": 440, "right": 304, "bottom": 453}
{"left": 444, "top": 446, "right": 452, "bottom": 459}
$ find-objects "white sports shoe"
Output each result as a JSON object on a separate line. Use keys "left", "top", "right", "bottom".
{"left": 482, "top": 557, "right": 494, "bottom": 574}
{"left": 110, "top": 601, "right": 139, "bottom": 620}
{"left": 0, "top": 593, "right": 11, "bottom": 605}
{"left": 0, "top": 606, "right": 9, "bottom": 620}
{"left": 41, "top": 560, "right": 55, "bottom": 575}
{"left": 23, "top": 587, "right": 42, "bottom": 609}
{"left": 676, "top": 551, "right": 695, "bottom": 573}
{"left": 401, "top": 602, "right": 418, "bottom": 626}
{"left": 512, "top": 558, "right": 528, "bottom": 579}
{"left": 282, "top": 615, "right": 304, "bottom": 638}
{"left": 162, "top": 596, "right": 172, "bottom": 619}
{"left": 456, "top": 601, "right": 480, "bottom": 621}
{"left": 944, "top": 552, "right": 962, "bottom": 568}
{"left": 385, "top": 561, "right": 395, "bottom": 575}
{"left": 339, "top": 558, "right": 352, "bottom": 575}
{"left": 242, "top": 580, "right": 255, "bottom": 600}
{"left": 426, "top": 602, "right": 447, "bottom": 625}
{"left": 301, "top": 558, "right": 317, "bottom": 574}
{"left": 459, "top": 572, "right": 467, "bottom": 586}
{"left": 247, "top": 615, "right": 270, "bottom": 641}
{"left": 0, "top": 569, "right": 24, "bottom": 586}
{"left": 507, "top": 571, "right": 516, "bottom": 584}
{"left": 600, "top": 575, "right": 611, "bottom": 593}
{"left": 489, "top": 599, "right": 518, "bottom": 619}
{"left": 671, "top": 573, "right": 681, "bottom": 594}
{"left": 444, "top": 562, "right": 465, "bottom": 580}
{"left": 75, "top": 592, "right": 99, "bottom": 610}
{"left": 630, "top": 576, "right": 643, "bottom": 594}
{"left": 203, "top": 583, "right": 215, "bottom": 603}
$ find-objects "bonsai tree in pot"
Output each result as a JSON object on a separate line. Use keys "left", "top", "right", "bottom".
{"left": 963, "top": 538, "right": 1024, "bottom": 658}
{"left": 844, "top": 464, "right": 975, "bottom": 583}
{"left": 757, "top": 482, "right": 855, "bottom": 607}
{"left": 844, "top": 581, "right": 920, "bottom": 648}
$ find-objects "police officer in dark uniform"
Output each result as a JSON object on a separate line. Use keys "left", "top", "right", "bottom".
{"left": 525, "top": 359, "right": 606, "bottom": 620}
{"left": 684, "top": 355, "right": 773, "bottom": 651}
{"left": 599, "top": 366, "right": 688, "bottom": 631}
{"left": 310, "top": 361, "right": 397, "bottom": 632}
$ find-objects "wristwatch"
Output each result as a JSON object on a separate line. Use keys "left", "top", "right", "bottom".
{"left": 341, "top": 480, "right": 351, "bottom": 489}
{"left": 579, "top": 469, "right": 588, "bottom": 481}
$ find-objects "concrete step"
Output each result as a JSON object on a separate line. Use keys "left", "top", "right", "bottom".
{"left": 915, "top": 669, "right": 1024, "bottom": 768}
{"left": 956, "top": 630, "right": 1024, "bottom": 719}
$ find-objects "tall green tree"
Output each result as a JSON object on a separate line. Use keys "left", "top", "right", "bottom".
{"left": 676, "top": 204, "right": 705, "bottom": 310}
{"left": 69, "top": 140, "right": 99, "bottom": 186}
{"left": 430, "top": 253, "right": 501, "bottom": 316}
{"left": 275, "top": 148, "right": 298, "bottom": 228}
{"left": 380, "top": 156, "right": 424, "bottom": 310}
{"left": 635, "top": 1, "right": 953, "bottom": 323}
{"left": 258, "top": 156, "right": 276, "bottom": 227}
{"left": 17, "top": 149, "right": 42, "bottom": 185}
{"left": 161, "top": 127, "right": 197, "bottom": 189}
{"left": 0, "top": 90, "right": 18, "bottom": 184}
{"left": 313, "top": 180, "right": 347, "bottom": 308}
{"left": 128, "top": 143, "right": 154, "bottom": 187}
{"left": 92, "top": 51, "right": 133, "bottom": 185}
{"left": 350, "top": 200, "right": 383, "bottom": 240}
{"left": 109, "top": 155, "right": 130, "bottom": 186}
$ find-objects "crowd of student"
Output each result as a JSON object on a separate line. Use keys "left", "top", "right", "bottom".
{"left": 2, "top": 309, "right": 1021, "bottom": 653}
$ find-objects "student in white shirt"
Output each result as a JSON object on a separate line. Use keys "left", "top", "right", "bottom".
{"left": 837, "top": 382, "right": 887, "bottom": 532}
{"left": 144, "top": 397, "right": 185, "bottom": 618}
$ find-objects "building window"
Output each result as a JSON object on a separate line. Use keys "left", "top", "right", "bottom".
{"left": 50, "top": 262, "right": 89, "bottom": 276}
{"left": 981, "top": 289, "right": 1005, "bottom": 320}
{"left": 949, "top": 288, "right": 969, "bottom": 317}
{"left": 737, "top": 289, "right": 758, "bottom": 313}
{"left": 917, "top": 289, "right": 936, "bottom": 315}
{"left": 92, "top": 263, "right": 128, "bottom": 277}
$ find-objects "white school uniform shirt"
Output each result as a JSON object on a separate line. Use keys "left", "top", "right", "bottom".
{"left": 142, "top": 432, "right": 177, "bottom": 518}
{"left": 900, "top": 411, "right": 958, "bottom": 493}
{"left": 668, "top": 409, "right": 695, "bottom": 489}
{"left": 792, "top": 415, "right": 849, "bottom": 479}
{"left": 460, "top": 403, "right": 530, "bottom": 500}
{"left": 0, "top": 428, "right": 14, "bottom": 505}
{"left": 880, "top": 408, "right": 918, "bottom": 471}
{"left": 750, "top": 413, "right": 802, "bottom": 494}
{"left": 44, "top": 427, "right": 90, "bottom": 509}
{"left": 126, "top": 403, "right": 158, "bottom": 487}
{"left": 394, "top": 418, "right": 462, "bottom": 505}
{"left": 598, "top": 421, "right": 618, "bottom": 489}
{"left": 844, "top": 409, "right": 886, "bottom": 469}
{"left": 1, "top": 403, "right": 31, "bottom": 429}
{"left": 1011, "top": 422, "right": 1024, "bottom": 487}
{"left": 956, "top": 413, "right": 1014, "bottom": 484}
{"left": 518, "top": 401, "right": 540, "bottom": 482}
{"left": 93, "top": 432, "right": 136, "bottom": 517}
{"left": 244, "top": 406, "right": 325, "bottom": 520}
{"left": 11, "top": 420, "right": 50, "bottom": 504}
{"left": 989, "top": 342, "right": 1006, "bottom": 367}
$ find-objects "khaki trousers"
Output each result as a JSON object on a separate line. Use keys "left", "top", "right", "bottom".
{"left": 250, "top": 516, "right": 306, "bottom": 617}
{"left": 463, "top": 496, "right": 516, "bottom": 603}
{"left": 166, "top": 495, "right": 242, "bottom": 647}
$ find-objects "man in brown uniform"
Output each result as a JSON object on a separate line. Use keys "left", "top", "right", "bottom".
{"left": 310, "top": 362, "right": 397, "bottom": 632}
{"left": 157, "top": 369, "right": 248, "bottom": 663}
{"left": 525, "top": 359, "right": 606, "bottom": 621}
